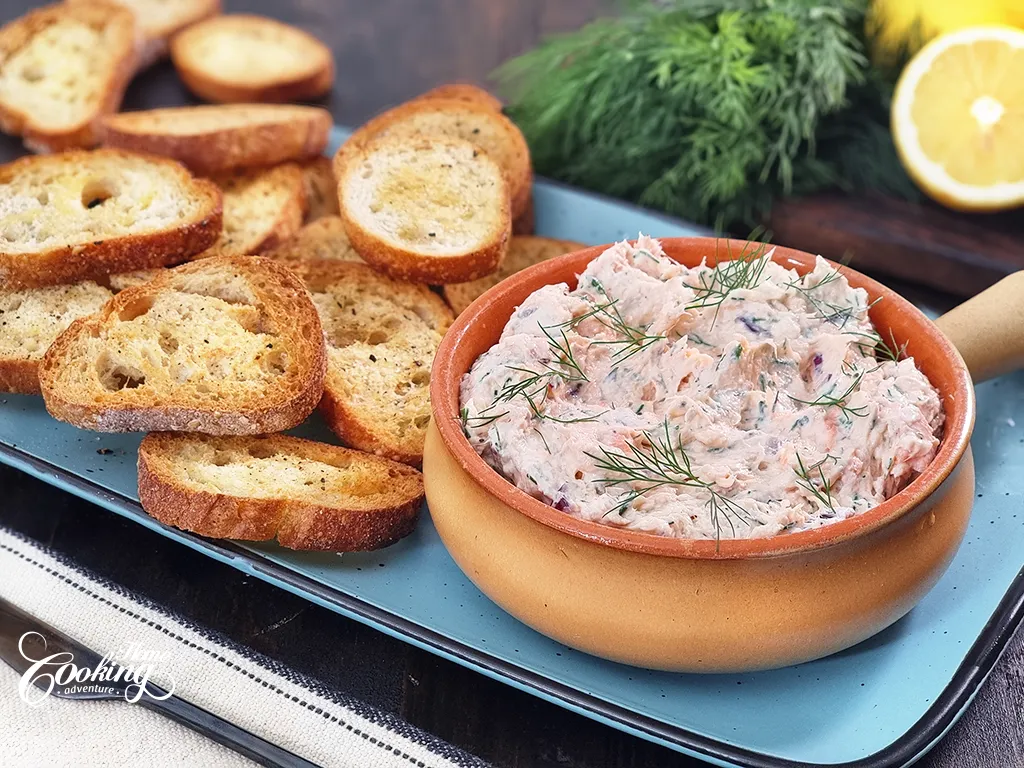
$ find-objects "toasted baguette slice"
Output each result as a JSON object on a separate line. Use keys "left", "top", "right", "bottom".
{"left": 337, "top": 136, "right": 510, "bottom": 283}
{"left": 336, "top": 98, "right": 532, "bottom": 219}
{"left": 0, "top": 2, "right": 137, "bottom": 152}
{"left": 139, "top": 432, "right": 423, "bottom": 551}
{"left": 0, "top": 150, "right": 222, "bottom": 289}
{"left": 512, "top": 192, "right": 534, "bottom": 235}
{"left": 288, "top": 259, "right": 453, "bottom": 465}
{"left": 201, "top": 163, "right": 306, "bottom": 256}
{"left": 107, "top": 269, "right": 164, "bottom": 291}
{"left": 415, "top": 83, "right": 502, "bottom": 111}
{"left": 101, "top": 105, "right": 332, "bottom": 175}
{"left": 301, "top": 157, "right": 339, "bottom": 222}
{"left": 67, "top": 0, "right": 221, "bottom": 68}
{"left": 39, "top": 255, "right": 326, "bottom": 434}
{"left": 0, "top": 281, "right": 113, "bottom": 394}
{"left": 264, "top": 216, "right": 361, "bottom": 264}
{"left": 171, "top": 15, "right": 334, "bottom": 104}
{"left": 443, "top": 236, "right": 585, "bottom": 315}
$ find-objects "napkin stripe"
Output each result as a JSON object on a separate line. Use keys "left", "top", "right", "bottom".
{"left": 0, "top": 527, "right": 489, "bottom": 768}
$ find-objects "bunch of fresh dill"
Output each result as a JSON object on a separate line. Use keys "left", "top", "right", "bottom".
{"left": 494, "top": 0, "right": 919, "bottom": 231}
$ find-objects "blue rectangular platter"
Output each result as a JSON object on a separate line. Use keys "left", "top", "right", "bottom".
{"left": 1, "top": 127, "right": 1021, "bottom": 768}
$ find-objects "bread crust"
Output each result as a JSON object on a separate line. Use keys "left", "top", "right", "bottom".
{"left": 0, "top": 150, "right": 223, "bottom": 289}
{"left": 170, "top": 15, "right": 334, "bottom": 104}
{"left": 337, "top": 136, "right": 511, "bottom": 284}
{"left": 101, "top": 106, "right": 332, "bottom": 175}
{"left": 285, "top": 258, "right": 452, "bottom": 465}
{"left": 340, "top": 211, "right": 509, "bottom": 284}
{"left": 0, "top": 2, "right": 138, "bottom": 151}
{"left": 0, "top": 358, "right": 43, "bottom": 395}
{"left": 301, "top": 156, "right": 339, "bottom": 222}
{"left": 414, "top": 83, "right": 503, "bottom": 111}
{"left": 334, "top": 98, "right": 533, "bottom": 220}
{"left": 38, "top": 255, "right": 326, "bottom": 433}
{"left": 264, "top": 216, "right": 360, "bottom": 263}
{"left": 318, "top": 387, "right": 424, "bottom": 467}
{"left": 67, "top": 0, "right": 222, "bottom": 69}
{"left": 441, "top": 236, "right": 586, "bottom": 315}
{"left": 138, "top": 432, "right": 423, "bottom": 551}
{"left": 258, "top": 184, "right": 307, "bottom": 253}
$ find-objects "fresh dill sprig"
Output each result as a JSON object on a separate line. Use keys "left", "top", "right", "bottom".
{"left": 495, "top": 0, "right": 911, "bottom": 231}
{"left": 584, "top": 420, "right": 753, "bottom": 540}
{"left": 566, "top": 290, "right": 666, "bottom": 363}
{"left": 533, "top": 426, "right": 552, "bottom": 453}
{"left": 846, "top": 328, "right": 906, "bottom": 362}
{"left": 788, "top": 374, "right": 869, "bottom": 420}
{"left": 685, "top": 237, "right": 774, "bottom": 324}
{"left": 789, "top": 263, "right": 905, "bottom": 362}
{"left": 459, "top": 406, "right": 509, "bottom": 435}
{"left": 487, "top": 361, "right": 601, "bottom": 425}
{"left": 876, "top": 329, "right": 907, "bottom": 362}
{"left": 522, "top": 388, "right": 608, "bottom": 424}
{"left": 794, "top": 453, "right": 839, "bottom": 514}
{"left": 539, "top": 325, "right": 589, "bottom": 382}
{"left": 492, "top": 365, "right": 559, "bottom": 405}
{"left": 788, "top": 266, "right": 882, "bottom": 329}
{"left": 486, "top": 318, "right": 589, "bottom": 411}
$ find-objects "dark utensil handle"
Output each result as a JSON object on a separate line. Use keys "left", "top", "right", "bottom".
{"left": 138, "top": 686, "right": 321, "bottom": 768}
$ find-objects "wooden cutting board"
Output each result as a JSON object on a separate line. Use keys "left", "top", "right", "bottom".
{"left": 770, "top": 195, "right": 1024, "bottom": 297}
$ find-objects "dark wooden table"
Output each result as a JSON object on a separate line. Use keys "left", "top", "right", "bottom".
{"left": 1, "top": 1, "right": 1022, "bottom": 766}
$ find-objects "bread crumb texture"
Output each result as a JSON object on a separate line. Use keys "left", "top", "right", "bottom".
{"left": 0, "top": 282, "right": 111, "bottom": 361}
{"left": 344, "top": 139, "right": 506, "bottom": 257}
{"left": 265, "top": 216, "right": 361, "bottom": 263}
{"left": 0, "top": 150, "right": 215, "bottom": 254}
{"left": 172, "top": 14, "right": 333, "bottom": 100}
{"left": 40, "top": 256, "right": 325, "bottom": 434}
{"left": 293, "top": 260, "right": 453, "bottom": 462}
{"left": 0, "top": 3, "right": 134, "bottom": 138}
{"left": 206, "top": 163, "right": 304, "bottom": 254}
{"left": 162, "top": 434, "right": 419, "bottom": 508}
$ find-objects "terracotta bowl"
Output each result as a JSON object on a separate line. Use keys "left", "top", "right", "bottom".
{"left": 425, "top": 237, "right": 1023, "bottom": 672}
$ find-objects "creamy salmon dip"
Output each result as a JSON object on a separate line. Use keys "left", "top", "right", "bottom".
{"left": 459, "top": 236, "right": 944, "bottom": 540}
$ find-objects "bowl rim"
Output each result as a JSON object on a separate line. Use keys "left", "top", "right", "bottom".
{"left": 430, "top": 237, "right": 976, "bottom": 560}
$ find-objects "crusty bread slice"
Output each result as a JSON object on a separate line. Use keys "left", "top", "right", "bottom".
{"left": 0, "top": 149, "right": 222, "bottom": 289}
{"left": 414, "top": 83, "right": 502, "bottom": 112}
{"left": 264, "top": 216, "right": 361, "bottom": 264}
{"left": 101, "top": 105, "right": 332, "bottom": 175}
{"left": 301, "top": 157, "right": 339, "bottom": 222}
{"left": 138, "top": 432, "right": 423, "bottom": 551}
{"left": 39, "top": 255, "right": 326, "bottom": 434}
{"left": 0, "top": 281, "right": 113, "bottom": 394}
{"left": 336, "top": 98, "right": 532, "bottom": 220}
{"left": 443, "top": 236, "right": 585, "bottom": 316}
{"left": 0, "top": 2, "right": 137, "bottom": 152}
{"left": 171, "top": 15, "right": 334, "bottom": 104}
{"left": 337, "top": 136, "right": 510, "bottom": 283}
{"left": 287, "top": 258, "right": 453, "bottom": 466}
{"left": 107, "top": 269, "right": 163, "bottom": 291}
{"left": 201, "top": 163, "right": 306, "bottom": 256}
{"left": 67, "top": 0, "right": 221, "bottom": 68}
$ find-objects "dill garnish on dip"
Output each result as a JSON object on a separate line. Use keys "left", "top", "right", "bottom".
{"left": 459, "top": 236, "right": 943, "bottom": 540}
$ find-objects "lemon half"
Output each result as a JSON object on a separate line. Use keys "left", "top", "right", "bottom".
{"left": 892, "top": 25, "right": 1024, "bottom": 211}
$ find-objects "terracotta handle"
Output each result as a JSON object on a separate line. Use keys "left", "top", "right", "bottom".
{"left": 934, "top": 272, "right": 1024, "bottom": 383}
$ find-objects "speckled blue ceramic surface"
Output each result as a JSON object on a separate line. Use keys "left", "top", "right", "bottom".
{"left": 0, "top": 127, "right": 1020, "bottom": 768}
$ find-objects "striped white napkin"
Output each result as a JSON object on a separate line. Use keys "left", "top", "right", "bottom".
{"left": 0, "top": 526, "right": 489, "bottom": 768}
